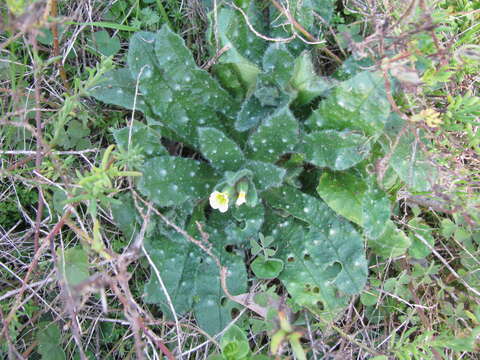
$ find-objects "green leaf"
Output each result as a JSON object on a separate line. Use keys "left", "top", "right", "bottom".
{"left": 127, "top": 27, "right": 236, "bottom": 147}
{"left": 307, "top": 71, "right": 390, "bottom": 136}
{"left": 251, "top": 257, "right": 284, "bottom": 279}
{"left": 361, "top": 183, "right": 391, "bottom": 239}
{"left": 408, "top": 218, "right": 435, "bottom": 259}
{"left": 264, "top": 186, "right": 368, "bottom": 314}
{"left": 221, "top": 325, "right": 250, "bottom": 360}
{"left": 226, "top": 204, "right": 264, "bottom": 245}
{"left": 245, "top": 160, "right": 286, "bottom": 191}
{"left": 360, "top": 290, "right": 379, "bottom": 306}
{"left": 112, "top": 121, "right": 168, "bottom": 158}
{"left": 211, "top": 5, "right": 265, "bottom": 89}
{"left": 380, "top": 114, "right": 437, "bottom": 191}
{"left": 261, "top": 44, "right": 295, "bottom": 88}
{"left": 144, "top": 227, "right": 247, "bottom": 335}
{"left": 235, "top": 95, "right": 274, "bottom": 132}
{"left": 316, "top": 170, "right": 365, "bottom": 224}
{"left": 90, "top": 30, "right": 121, "bottom": 56}
{"left": 317, "top": 170, "right": 391, "bottom": 239}
{"left": 247, "top": 107, "right": 299, "bottom": 163}
{"left": 111, "top": 193, "right": 142, "bottom": 241}
{"left": 37, "top": 323, "right": 65, "bottom": 360}
{"left": 302, "top": 130, "right": 372, "bottom": 170}
{"left": 138, "top": 156, "right": 218, "bottom": 207}
{"left": 89, "top": 69, "right": 149, "bottom": 112}
{"left": 291, "top": 51, "right": 331, "bottom": 105}
{"left": 368, "top": 220, "right": 411, "bottom": 258}
{"left": 198, "top": 127, "right": 245, "bottom": 172}
{"left": 58, "top": 247, "right": 89, "bottom": 288}
{"left": 275, "top": 220, "right": 367, "bottom": 316}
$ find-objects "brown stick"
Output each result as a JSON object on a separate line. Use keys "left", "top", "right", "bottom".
{"left": 50, "top": 0, "right": 70, "bottom": 92}
{"left": 31, "top": 34, "right": 45, "bottom": 253}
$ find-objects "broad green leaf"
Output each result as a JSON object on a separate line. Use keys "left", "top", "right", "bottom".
{"left": 302, "top": 130, "right": 372, "bottom": 170}
{"left": 235, "top": 45, "right": 295, "bottom": 131}
{"left": 58, "top": 247, "right": 89, "bottom": 288}
{"left": 408, "top": 218, "right": 435, "bottom": 259}
{"left": 89, "top": 69, "right": 149, "bottom": 112}
{"left": 245, "top": 160, "right": 286, "bottom": 191}
{"left": 254, "top": 71, "right": 291, "bottom": 107}
{"left": 247, "top": 107, "right": 299, "bottom": 163}
{"left": 221, "top": 325, "right": 250, "bottom": 360}
{"left": 317, "top": 170, "right": 365, "bottom": 224}
{"left": 264, "top": 185, "right": 336, "bottom": 226}
{"left": 211, "top": 5, "right": 265, "bottom": 90}
{"left": 112, "top": 121, "right": 168, "bottom": 158}
{"left": 138, "top": 156, "right": 218, "bottom": 207}
{"left": 317, "top": 170, "right": 391, "bottom": 239}
{"left": 111, "top": 193, "right": 142, "bottom": 241}
{"left": 368, "top": 220, "right": 411, "bottom": 258}
{"left": 291, "top": 51, "right": 331, "bottom": 105}
{"left": 261, "top": 44, "right": 295, "bottom": 88}
{"left": 198, "top": 127, "right": 245, "bottom": 172}
{"left": 273, "top": 219, "right": 367, "bottom": 316}
{"left": 144, "top": 228, "right": 247, "bottom": 335}
{"left": 380, "top": 114, "right": 437, "bottom": 191}
{"left": 307, "top": 71, "right": 390, "bottom": 136}
{"left": 235, "top": 95, "right": 273, "bottom": 131}
{"left": 225, "top": 204, "right": 264, "bottom": 245}
{"left": 361, "top": 183, "right": 391, "bottom": 239}
{"left": 90, "top": 30, "right": 121, "bottom": 56}
{"left": 127, "top": 27, "right": 236, "bottom": 147}
{"left": 264, "top": 186, "right": 368, "bottom": 314}
{"left": 37, "top": 323, "right": 65, "bottom": 360}
{"left": 251, "top": 257, "right": 284, "bottom": 279}
{"left": 269, "top": 0, "right": 336, "bottom": 54}
{"left": 360, "top": 290, "right": 379, "bottom": 306}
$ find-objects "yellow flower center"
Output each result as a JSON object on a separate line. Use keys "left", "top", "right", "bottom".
{"left": 209, "top": 191, "right": 229, "bottom": 213}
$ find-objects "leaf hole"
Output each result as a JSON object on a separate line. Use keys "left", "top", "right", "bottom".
{"left": 224, "top": 245, "right": 235, "bottom": 253}
{"left": 315, "top": 301, "right": 324, "bottom": 310}
{"left": 313, "top": 286, "right": 320, "bottom": 294}
{"left": 303, "top": 253, "right": 311, "bottom": 261}
{"left": 231, "top": 307, "right": 240, "bottom": 318}
{"left": 324, "top": 261, "right": 342, "bottom": 281}
{"left": 220, "top": 297, "right": 227, "bottom": 306}
{"left": 287, "top": 256, "right": 295, "bottom": 262}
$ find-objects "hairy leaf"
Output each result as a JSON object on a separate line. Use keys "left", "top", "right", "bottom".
{"left": 138, "top": 156, "right": 218, "bottom": 207}
{"left": 127, "top": 27, "right": 236, "bottom": 147}
{"left": 144, "top": 227, "right": 247, "bottom": 335}
{"left": 317, "top": 170, "right": 391, "bottom": 239}
{"left": 302, "top": 130, "right": 372, "bottom": 170}
{"left": 380, "top": 114, "right": 437, "bottom": 191}
{"left": 112, "top": 121, "right": 168, "bottom": 158}
{"left": 248, "top": 107, "right": 299, "bottom": 162}
{"left": 89, "top": 69, "right": 149, "bottom": 112}
{"left": 264, "top": 186, "right": 368, "bottom": 313}
{"left": 307, "top": 71, "right": 390, "bottom": 136}
{"left": 198, "top": 127, "right": 245, "bottom": 172}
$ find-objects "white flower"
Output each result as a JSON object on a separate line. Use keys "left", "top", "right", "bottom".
{"left": 236, "top": 191, "right": 246, "bottom": 206}
{"left": 209, "top": 191, "right": 229, "bottom": 213}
